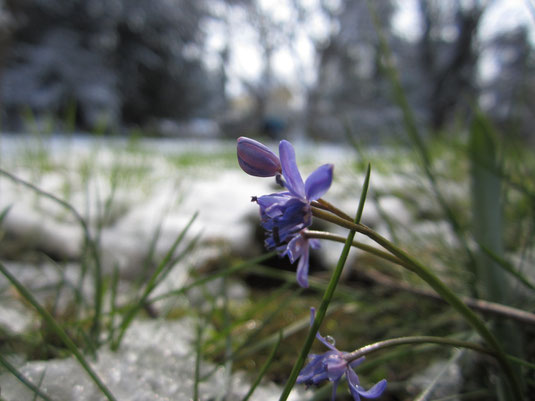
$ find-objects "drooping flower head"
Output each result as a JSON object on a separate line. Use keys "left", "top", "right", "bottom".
{"left": 298, "top": 308, "right": 387, "bottom": 401}
{"left": 255, "top": 194, "right": 311, "bottom": 253}
{"left": 237, "top": 137, "right": 333, "bottom": 288}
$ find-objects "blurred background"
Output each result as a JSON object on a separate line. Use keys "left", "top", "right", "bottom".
{"left": 0, "top": 0, "right": 533, "bottom": 142}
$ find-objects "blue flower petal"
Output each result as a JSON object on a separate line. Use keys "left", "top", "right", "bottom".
{"left": 256, "top": 193, "right": 289, "bottom": 219}
{"left": 325, "top": 354, "right": 347, "bottom": 382}
{"left": 237, "top": 137, "right": 281, "bottom": 177}
{"left": 295, "top": 243, "right": 310, "bottom": 288}
{"left": 287, "top": 235, "right": 305, "bottom": 263}
{"left": 305, "top": 164, "right": 334, "bottom": 201}
{"left": 297, "top": 354, "right": 324, "bottom": 384}
{"left": 347, "top": 369, "right": 362, "bottom": 401}
{"left": 331, "top": 380, "right": 340, "bottom": 401}
{"left": 348, "top": 370, "right": 387, "bottom": 400}
{"left": 311, "top": 371, "right": 330, "bottom": 384}
{"left": 279, "top": 140, "right": 306, "bottom": 198}
{"left": 349, "top": 356, "right": 365, "bottom": 369}
{"left": 309, "top": 238, "right": 321, "bottom": 249}
{"left": 356, "top": 379, "right": 387, "bottom": 399}
{"left": 309, "top": 308, "right": 338, "bottom": 351}
{"left": 297, "top": 351, "right": 337, "bottom": 385}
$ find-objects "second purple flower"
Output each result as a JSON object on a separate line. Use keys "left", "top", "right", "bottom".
{"left": 298, "top": 308, "right": 387, "bottom": 401}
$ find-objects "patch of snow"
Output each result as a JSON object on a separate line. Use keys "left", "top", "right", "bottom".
{"left": 0, "top": 319, "right": 305, "bottom": 401}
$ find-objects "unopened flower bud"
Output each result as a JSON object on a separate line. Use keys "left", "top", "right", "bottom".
{"left": 237, "top": 137, "right": 282, "bottom": 177}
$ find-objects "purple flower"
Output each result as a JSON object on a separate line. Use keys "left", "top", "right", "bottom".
{"left": 237, "top": 137, "right": 282, "bottom": 177}
{"left": 298, "top": 308, "right": 387, "bottom": 401}
{"left": 237, "top": 137, "right": 334, "bottom": 288}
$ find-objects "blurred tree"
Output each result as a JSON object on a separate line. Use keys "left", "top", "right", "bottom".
{"left": 240, "top": 0, "right": 281, "bottom": 132}
{"left": 114, "top": 0, "right": 218, "bottom": 124}
{"left": 417, "top": 0, "right": 484, "bottom": 131}
{"left": 304, "top": 0, "right": 530, "bottom": 141}
{"left": 479, "top": 27, "right": 535, "bottom": 139}
{"left": 234, "top": 0, "right": 303, "bottom": 138}
{"left": 0, "top": 0, "right": 226, "bottom": 132}
{"left": 0, "top": 1, "right": 14, "bottom": 110}
{"left": 305, "top": 0, "right": 398, "bottom": 141}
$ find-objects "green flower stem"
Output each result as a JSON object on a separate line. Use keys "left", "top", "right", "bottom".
{"left": 305, "top": 230, "right": 535, "bottom": 326}
{"left": 345, "top": 335, "right": 535, "bottom": 371}
{"left": 0, "top": 263, "right": 117, "bottom": 401}
{"left": 344, "top": 336, "right": 494, "bottom": 363}
{"left": 303, "top": 230, "right": 401, "bottom": 265}
{"left": 278, "top": 164, "right": 372, "bottom": 401}
{"left": 311, "top": 206, "right": 523, "bottom": 399}
{"left": 312, "top": 198, "right": 353, "bottom": 221}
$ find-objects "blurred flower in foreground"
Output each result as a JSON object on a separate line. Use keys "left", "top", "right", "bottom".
{"left": 297, "top": 308, "right": 387, "bottom": 401}
{"left": 237, "top": 137, "right": 333, "bottom": 287}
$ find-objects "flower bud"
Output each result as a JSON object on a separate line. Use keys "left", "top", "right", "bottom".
{"left": 237, "top": 137, "right": 282, "bottom": 177}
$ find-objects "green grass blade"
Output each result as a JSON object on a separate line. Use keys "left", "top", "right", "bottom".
{"left": 106, "top": 264, "right": 120, "bottom": 343}
{"left": 0, "top": 168, "right": 103, "bottom": 344}
{"left": 469, "top": 113, "right": 525, "bottom": 398}
{"left": 241, "top": 330, "right": 283, "bottom": 401}
{"left": 0, "top": 205, "right": 12, "bottom": 225}
{"left": 355, "top": 163, "right": 371, "bottom": 223}
{"left": 31, "top": 367, "right": 47, "bottom": 401}
{"left": 469, "top": 113, "right": 507, "bottom": 302}
{"left": 220, "top": 274, "right": 233, "bottom": 401}
{"left": 481, "top": 244, "right": 535, "bottom": 292}
{"left": 142, "top": 212, "right": 198, "bottom": 294}
{"left": 231, "top": 282, "right": 297, "bottom": 359}
{"left": 199, "top": 282, "right": 299, "bottom": 382}
{"left": 415, "top": 348, "right": 466, "bottom": 401}
{"left": 0, "top": 354, "right": 57, "bottom": 401}
{"left": 112, "top": 212, "right": 198, "bottom": 349}
{"left": 193, "top": 318, "right": 204, "bottom": 401}
{"left": 364, "top": 0, "right": 478, "bottom": 283}
{"left": 147, "top": 252, "right": 276, "bottom": 304}
{"left": 278, "top": 167, "right": 371, "bottom": 401}
{"left": 153, "top": 233, "right": 201, "bottom": 289}
{"left": 0, "top": 262, "right": 117, "bottom": 401}
{"left": 233, "top": 305, "right": 336, "bottom": 362}
{"left": 136, "top": 215, "right": 166, "bottom": 290}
